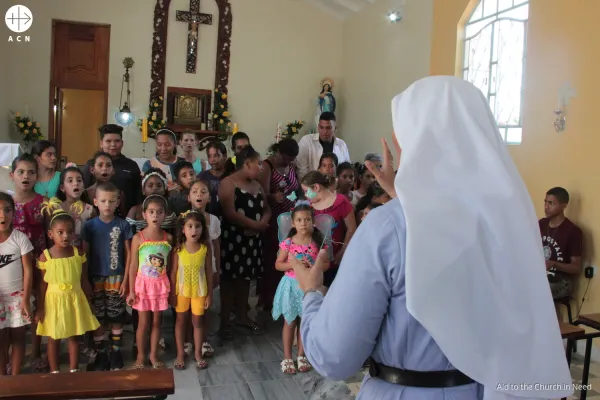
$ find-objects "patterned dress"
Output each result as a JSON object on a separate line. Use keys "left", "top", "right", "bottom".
{"left": 132, "top": 232, "right": 171, "bottom": 312}
{"left": 220, "top": 185, "right": 265, "bottom": 281}
{"left": 13, "top": 194, "right": 46, "bottom": 260}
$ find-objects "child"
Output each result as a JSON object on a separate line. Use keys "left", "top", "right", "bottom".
{"left": 54, "top": 163, "right": 95, "bottom": 249}
{"left": 180, "top": 130, "right": 210, "bottom": 175}
{"left": 127, "top": 168, "right": 177, "bottom": 234}
{"left": 142, "top": 129, "right": 185, "bottom": 192}
{"left": 86, "top": 151, "right": 128, "bottom": 217}
{"left": 335, "top": 162, "right": 355, "bottom": 203}
{"left": 128, "top": 194, "right": 173, "bottom": 369}
{"left": 318, "top": 153, "right": 338, "bottom": 180}
{"left": 197, "top": 141, "right": 227, "bottom": 218}
{"left": 352, "top": 163, "right": 376, "bottom": 206}
{"left": 10, "top": 153, "right": 48, "bottom": 373}
{"left": 32, "top": 140, "right": 60, "bottom": 198}
{"left": 170, "top": 211, "right": 213, "bottom": 370}
{"left": 355, "top": 184, "right": 392, "bottom": 222}
{"left": 188, "top": 180, "right": 220, "bottom": 357}
{"left": 272, "top": 201, "right": 324, "bottom": 375}
{"left": 169, "top": 161, "right": 195, "bottom": 216}
{"left": 301, "top": 171, "right": 356, "bottom": 287}
{"left": 82, "top": 182, "right": 133, "bottom": 371}
{"left": 36, "top": 206, "right": 100, "bottom": 373}
{"left": 358, "top": 202, "right": 382, "bottom": 225}
{"left": 0, "top": 192, "right": 34, "bottom": 376}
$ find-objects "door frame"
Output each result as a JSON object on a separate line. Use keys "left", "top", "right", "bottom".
{"left": 48, "top": 19, "right": 111, "bottom": 160}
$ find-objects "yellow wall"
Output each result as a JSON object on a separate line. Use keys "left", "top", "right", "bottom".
{"left": 430, "top": 0, "right": 600, "bottom": 316}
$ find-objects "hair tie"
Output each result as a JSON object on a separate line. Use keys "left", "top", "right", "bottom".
{"left": 294, "top": 200, "right": 312, "bottom": 209}
{"left": 155, "top": 128, "right": 177, "bottom": 142}
{"left": 142, "top": 194, "right": 166, "bottom": 208}
{"left": 41, "top": 197, "right": 62, "bottom": 217}
{"left": 231, "top": 156, "right": 237, "bottom": 166}
{"left": 179, "top": 209, "right": 200, "bottom": 219}
{"left": 65, "top": 162, "right": 78, "bottom": 169}
{"left": 142, "top": 171, "right": 168, "bottom": 188}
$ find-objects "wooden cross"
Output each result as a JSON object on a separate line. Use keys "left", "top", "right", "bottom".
{"left": 176, "top": 0, "right": 213, "bottom": 74}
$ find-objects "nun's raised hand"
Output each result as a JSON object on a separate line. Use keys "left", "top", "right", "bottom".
{"left": 365, "top": 135, "right": 402, "bottom": 199}
{"left": 291, "top": 250, "right": 329, "bottom": 293}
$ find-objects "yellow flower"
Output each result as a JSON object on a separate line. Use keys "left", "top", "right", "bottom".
{"left": 219, "top": 119, "right": 224, "bottom": 124}
{"left": 220, "top": 104, "right": 224, "bottom": 109}
{"left": 15, "top": 112, "right": 20, "bottom": 117}
{"left": 221, "top": 94, "right": 227, "bottom": 100}
{"left": 36, "top": 122, "right": 40, "bottom": 127}
{"left": 292, "top": 127, "right": 297, "bottom": 133}
{"left": 24, "top": 129, "right": 29, "bottom": 134}
{"left": 159, "top": 96, "right": 163, "bottom": 100}
{"left": 149, "top": 121, "right": 154, "bottom": 125}
{"left": 215, "top": 88, "right": 219, "bottom": 93}
{"left": 228, "top": 122, "right": 232, "bottom": 127}
{"left": 27, "top": 121, "right": 32, "bottom": 127}
{"left": 161, "top": 120, "right": 166, "bottom": 124}
{"left": 213, "top": 114, "right": 218, "bottom": 119}
{"left": 153, "top": 102, "right": 158, "bottom": 107}
{"left": 18, "top": 123, "right": 24, "bottom": 128}
{"left": 152, "top": 115, "right": 157, "bottom": 121}
{"left": 33, "top": 128, "right": 37, "bottom": 133}
{"left": 222, "top": 111, "right": 230, "bottom": 117}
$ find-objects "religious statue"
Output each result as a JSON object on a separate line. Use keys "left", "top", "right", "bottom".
{"left": 314, "top": 78, "right": 336, "bottom": 131}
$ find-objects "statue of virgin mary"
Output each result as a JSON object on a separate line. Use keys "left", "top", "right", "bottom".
{"left": 314, "top": 78, "right": 336, "bottom": 131}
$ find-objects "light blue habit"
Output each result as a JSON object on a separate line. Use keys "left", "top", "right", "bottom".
{"left": 301, "top": 198, "right": 484, "bottom": 399}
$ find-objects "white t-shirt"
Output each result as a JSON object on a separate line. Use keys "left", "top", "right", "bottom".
{"left": 207, "top": 213, "right": 221, "bottom": 274}
{"left": 0, "top": 230, "right": 34, "bottom": 294}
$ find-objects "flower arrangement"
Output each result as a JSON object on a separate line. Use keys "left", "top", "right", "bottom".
{"left": 211, "top": 88, "right": 231, "bottom": 132}
{"left": 283, "top": 120, "right": 304, "bottom": 138}
{"left": 137, "top": 96, "right": 167, "bottom": 137}
{"left": 11, "top": 111, "right": 44, "bottom": 145}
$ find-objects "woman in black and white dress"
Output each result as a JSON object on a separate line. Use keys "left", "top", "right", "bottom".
{"left": 218, "top": 146, "right": 271, "bottom": 340}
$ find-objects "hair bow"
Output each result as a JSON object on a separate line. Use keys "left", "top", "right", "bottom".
{"left": 65, "top": 162, "right": 78, "bottom": 168}
{"left": 286, "top": 192, "right": 297, "bottom": 201}
{"left": 179, "top": 209, "right": 200, "bottom": 219}
{"left": 294, "top": 199, "right": 312, "bottom": 208}
{"left": 41, "top": 197, "right": 62, "bottom": 216}
{"left": 231, "top": 156, "right": 237, "bottom": 166}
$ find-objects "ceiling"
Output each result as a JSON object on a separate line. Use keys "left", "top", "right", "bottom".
{"left": 303, "top": 0, "right": 378, "bottom": 19}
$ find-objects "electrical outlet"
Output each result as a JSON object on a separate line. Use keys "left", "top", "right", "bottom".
{"left": 584, "top": 266, "right": 596, "bottom": 278}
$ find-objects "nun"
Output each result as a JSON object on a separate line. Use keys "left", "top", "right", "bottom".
{"left": 292, "top": 76, "right": 573, "bottom": 399}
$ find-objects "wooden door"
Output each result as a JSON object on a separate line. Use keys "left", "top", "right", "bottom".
{"left": 48, "top": 21, "right": 110, "bottom": 164}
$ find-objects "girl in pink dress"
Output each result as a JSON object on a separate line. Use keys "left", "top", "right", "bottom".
{"left": 301, "top": 171, "right": 356, "bottom": 287}
{"left": 127, "top": 195, "right": 173, "bottom": 369}
{"left": 10, "top": 153, "right": 49, "bottom": 373}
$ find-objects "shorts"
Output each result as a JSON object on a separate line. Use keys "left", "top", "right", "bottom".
{"left": 0, "top": 290, "right": 32, "bottom": 329}
{"left": 175, "top": 296, "right": 206, "bottom": 316}
{"left": 92, "top": 275, "right": 126, "bottom": 324}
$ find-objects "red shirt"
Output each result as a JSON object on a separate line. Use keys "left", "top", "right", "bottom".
{"left": 314, "top": 194, "right": 353, "bottom": 258}
{"left": 538, "top": 217, "right": 582, "bottom": 278}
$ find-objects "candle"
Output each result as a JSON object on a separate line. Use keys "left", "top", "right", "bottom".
{"left": 142, "top": 117, "right": 148, "bottom": 143}
{"left": 233, "top": 123, "right": 238, "bottom": 133}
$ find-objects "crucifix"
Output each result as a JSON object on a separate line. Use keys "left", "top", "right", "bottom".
{"left": 176, "top": 0, "right": 213, "bottom": 74}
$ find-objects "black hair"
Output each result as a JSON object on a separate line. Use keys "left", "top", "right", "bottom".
{"left": 31, "top": 140, "right": 55, "bottom": 159}
{"left": 96, "top": 181, "right": 120, "bottom": 196}
{"left": 319, "top": 152, "right": 338, "bottom": 169}
{"left": 319, "top": 112, "right": 336, "bottom": 123}
{"left": 91, "top": 151, "right": 113, "bottom": 166}
{"left": 336, "top": 162, "right": 354, "bottom": 177}
{"left": 176, "top": 211, "right": 209, "bottom": 251}
{"left": 206, "top": 141, "right": 227, "bottom": 156}
{"left": 11, "top": 153, "right": 37, "bottom": 172}
{"left": 174, "top": 161, "right": 195, "bottom": 182}
{"left": 235, "top": 145, "right": 260, "bottom": 170}
{"left": 0, "top": 192, "right": 15, "bottom": 215}
{"left": 56, "top": 166, "right": 90, "bottom": 203}
{"left": 287, "top": 204, "right": 325, "bottom": 247}
{"left": 547, "top": 187, "right": 570, "bottom": 204}
{"left": 355, "top": 184, "right": 388, "bottom": 215}
{"left": 142, "top": 168, "right": 169, "bottom": 200}
{"left": 301, "top": 170, "right": 336, "bottom": 189}
{"left": 99, "top": 124, "right": 123, "bottom": 139}
{"left": 143, "top": 194, "right": 167, "bottom": 211}
{"left": 48, "top": 209, "right": 75, "bottom": 229}
{"left": 155, "top": 129, "right": 178, "bottom": 155}
{"left": 356, "top": 201, "right": 382, "bottom": 224}
{"left": 267, "top": 138, "right": 299, "bottom": 158}
{"left": 231, "top": 132, "right": 250, "bottom": 150}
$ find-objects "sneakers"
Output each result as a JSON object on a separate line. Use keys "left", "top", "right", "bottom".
{"left": 110, "top": 349, "right": 124, "bottom": 371}
{"left": 92, "top": 351, "right": 110, "bottom": 371}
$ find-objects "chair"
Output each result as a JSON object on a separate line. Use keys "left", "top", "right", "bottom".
{"left": 555, "top": 296, "right": 576, "bottom": 352}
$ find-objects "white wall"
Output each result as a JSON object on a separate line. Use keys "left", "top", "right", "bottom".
{"left": 339, "top": 0, "right": 434, "bottom": 160}
{"left": 3, "top": 0, "right": 343, "bottom": 158}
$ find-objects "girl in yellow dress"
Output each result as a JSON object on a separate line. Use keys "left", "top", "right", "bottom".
{"left": 169, "top": 210, "right": 213, "bottom": 370}
{"left": 36, "top": 207, "right": 99, "bottom": 373}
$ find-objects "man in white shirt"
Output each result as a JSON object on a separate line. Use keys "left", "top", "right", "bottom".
{"left": 296, "top": 112, "right": 351, "bottom": 178}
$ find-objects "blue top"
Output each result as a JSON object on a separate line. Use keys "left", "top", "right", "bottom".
{"left": 82, "top": 216, "right": 133, "bottom": 277}
{"left": 34, "top": 171, "right": 61, "bottom": 198}
{"left": 300, "top": 198, "right": 483, "bottom": 399}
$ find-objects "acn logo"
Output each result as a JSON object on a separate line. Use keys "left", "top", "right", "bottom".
{"left": 5, "top": 5, "right": 32, "bottom": 34}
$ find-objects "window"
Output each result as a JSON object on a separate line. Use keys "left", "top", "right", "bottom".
{"left": 462, "top": 0, "right": 528, "bottom": 144}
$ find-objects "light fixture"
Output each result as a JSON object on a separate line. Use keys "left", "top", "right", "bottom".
{"left": 115, "top": 57, "right": 135, "bottom": 126}
{"left": 387, "top": 0, "right": 405, "bottom": 23}
{"left": 387, "top": 10, "right": 402, "bottom": 22}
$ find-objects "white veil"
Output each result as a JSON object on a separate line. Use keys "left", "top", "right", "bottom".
{"left": 394, "top": 76, "right": 572, "bottom": 399}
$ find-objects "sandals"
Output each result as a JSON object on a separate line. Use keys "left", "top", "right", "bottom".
{"left": 173, "top": 359, "right": 186, "bottom": 370}
{"left": 159, "top": 338, "right": 167, "bottom": 350}
{"left": 151, "top": 360, "right": 164, "bottom": 369}
{"left": 202, "top": 342, "right": 214, "bottom": 358}
{"left": 69, "top": 369, "right": 80, "bottom": 373}
{"left": 50, "top": 370, "right": 60, "bottom": 374}
{"left": 297, "top": 356, "right": 312, "bottom": 373}
{"left": 131, "top": 363, "right": 145, "bottom": 370}
{"left": 281, "top": 359, "right": 296, "bottom": 375}
{"left": 196, "top": 359, "right": 208, "bottom": 370}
